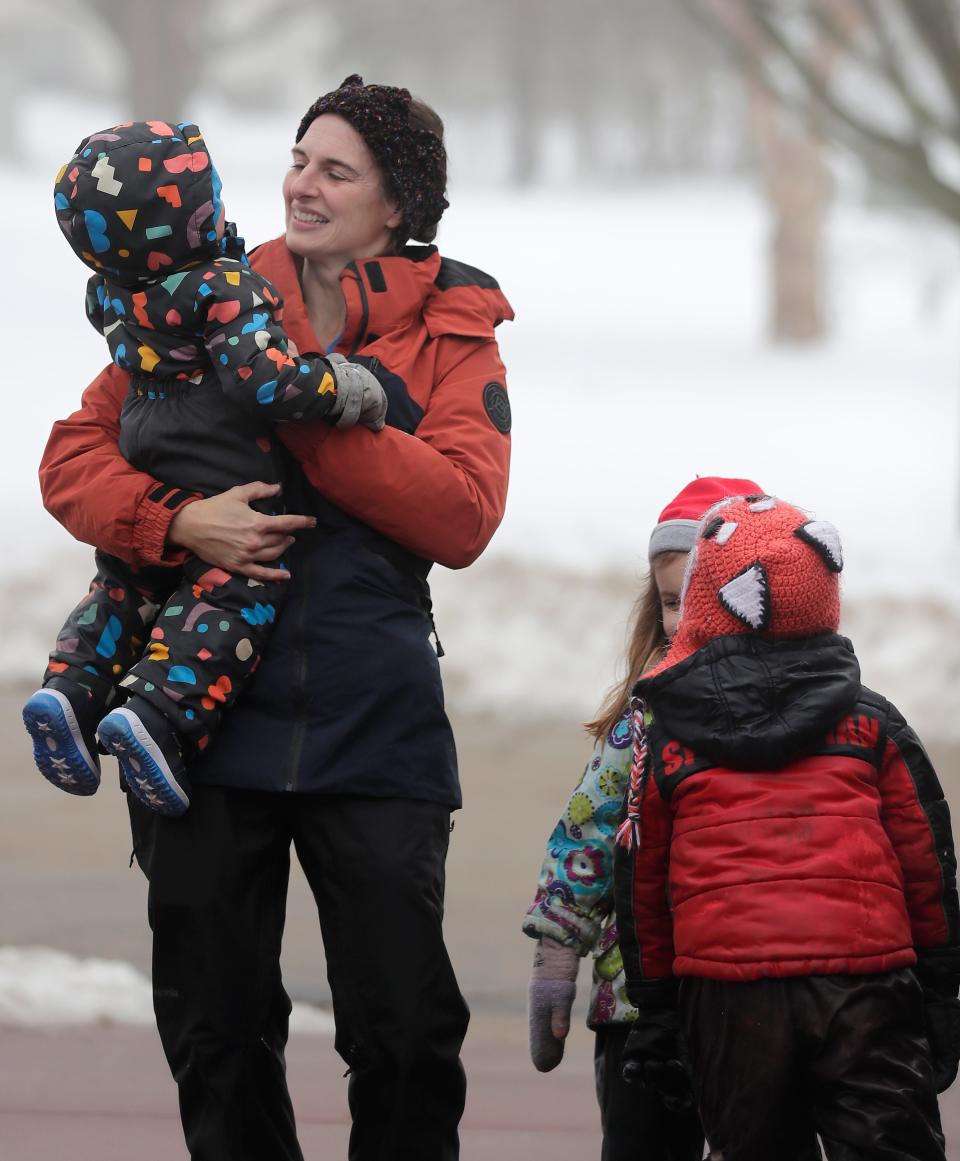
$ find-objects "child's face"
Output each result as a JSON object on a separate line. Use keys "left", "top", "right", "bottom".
{"left": 215, "top": 204, "right": 226, "bottom": 239}
{"left": 652, "top": 551, "right": 689, "bottom": 641}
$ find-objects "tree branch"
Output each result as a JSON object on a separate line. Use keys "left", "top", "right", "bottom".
{"left": 742, "top": 0, "right": 960, "bottom": 223}
{"left": 857, "top": 0, "right": 960, "bottom": 145}
{"left": 897, "top": 0, "right": 960, "bottom": 117}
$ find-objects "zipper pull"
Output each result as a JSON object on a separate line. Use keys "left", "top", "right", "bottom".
{"left": 430, "top": 612, "right": 445, "bottom": 658}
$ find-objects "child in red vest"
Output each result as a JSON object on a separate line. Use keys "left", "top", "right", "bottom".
{"left": 614, "top": 493, "right": 959, "bottom": 1161}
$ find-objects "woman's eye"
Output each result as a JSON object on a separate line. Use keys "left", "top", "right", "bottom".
{"left": 328, "top": 170, "right": 348, "bottom": 182}
{"left": 289, "top": 163, "right": 305, "bottom": 171}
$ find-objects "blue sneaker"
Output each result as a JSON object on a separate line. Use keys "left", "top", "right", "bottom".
{"left": 97, "top": 707, "right": 191, "bottom": 817}
{"left": 23, "top": 688, "right": 101, "bottom": 796}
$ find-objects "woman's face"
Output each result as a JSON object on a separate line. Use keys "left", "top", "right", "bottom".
{"left": 652, "top": 551, "right": 688, "bottom": 642}
{"left": 284, "top": 114, "right": 403, "bottom": 267}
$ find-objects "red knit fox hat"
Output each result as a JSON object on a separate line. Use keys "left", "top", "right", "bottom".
{"left": 644, "top": 493, "right": 843, "bottom": 679}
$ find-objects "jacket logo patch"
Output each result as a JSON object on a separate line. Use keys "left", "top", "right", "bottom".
{"left": 661, "top": 741, "right": 696, "bottom": 776}
{"left": 483, "top": 381, "right": 511, "bottom": 434}
{"left": 825, "top": 713, "right": 879, "bottom": 750}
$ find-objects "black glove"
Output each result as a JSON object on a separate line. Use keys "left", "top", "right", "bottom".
{"left": 923, "top": 991, "right": 960, "bottom": 1092}
{"left": 621, "top": 1001, "right": 694, "bottom": 1113}
{"left": 917, "top": 951, "right": 960, "bottom": 1094}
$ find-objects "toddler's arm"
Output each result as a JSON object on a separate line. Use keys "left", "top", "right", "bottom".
{"left": 200, "top": 260, "right": 385, "bottom": 429}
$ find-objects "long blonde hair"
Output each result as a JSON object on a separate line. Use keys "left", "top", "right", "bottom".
{"left": 584, "top": 553, "right": 684, "bottom": 741}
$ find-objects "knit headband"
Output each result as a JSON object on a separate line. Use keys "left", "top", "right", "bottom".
{"left": 296, "top": 74, "right": 448, "bottom": 245}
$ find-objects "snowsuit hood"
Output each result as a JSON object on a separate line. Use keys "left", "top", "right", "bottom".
{"left": 54, "top": 120, "right": 221, "bottom": 287}
{"left": 635, "top": 632, "right": 862, "bottom": 770}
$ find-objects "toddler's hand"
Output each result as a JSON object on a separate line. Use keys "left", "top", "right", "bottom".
{"left": 326, "top": 353, "right": 388, "bottom": 432}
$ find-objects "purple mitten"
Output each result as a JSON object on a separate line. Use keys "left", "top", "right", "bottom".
{"left": 528, "top": 938, "right": 579, "bottom": 1072}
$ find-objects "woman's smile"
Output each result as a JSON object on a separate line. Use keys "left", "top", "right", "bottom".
{"left": 290, "top": 208, "right": 330, "bottom": 226}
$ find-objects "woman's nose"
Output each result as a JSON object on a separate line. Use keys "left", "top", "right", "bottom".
{"left": 291, "top": 166, "right": 318, "bottom": 198}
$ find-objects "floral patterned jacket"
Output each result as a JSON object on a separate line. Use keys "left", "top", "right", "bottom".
{"left": 523, "top": 710, "right": 638, "bottom": 1026}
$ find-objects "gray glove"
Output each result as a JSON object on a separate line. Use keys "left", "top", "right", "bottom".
{"left": 528, "top": 938, "right": 579, "bottom": 1072}
{"left": 326, "top": 353, "right": 388, "bottom": 432}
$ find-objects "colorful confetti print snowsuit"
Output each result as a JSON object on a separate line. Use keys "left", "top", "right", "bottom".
{"left": 45, "top": 121, "right": 345, "bottom": 753}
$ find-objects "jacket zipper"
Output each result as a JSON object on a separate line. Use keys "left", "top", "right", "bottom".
{"left": 285, "top": 545, "right": 310, "bottom": 791}
{"left": 348, "top": 266, "right": 370, "bottom": 356}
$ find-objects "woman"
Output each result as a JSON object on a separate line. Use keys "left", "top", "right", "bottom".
{"left": 39, "top": 75, "right": 513, "bottom": 1161}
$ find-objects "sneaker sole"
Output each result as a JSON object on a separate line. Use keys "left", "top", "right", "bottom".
{"left": 23, "top": 689, "right": 100, "bottom": 796}
{"left": 97, "top": 708, "right": 190, "bottom": 817}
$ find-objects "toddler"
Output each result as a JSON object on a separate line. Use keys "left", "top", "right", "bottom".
{"left": 23, "top": 120, "right": 387, "bottom": 816}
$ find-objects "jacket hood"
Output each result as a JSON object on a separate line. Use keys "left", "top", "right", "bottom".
{"left": 635, "top": 633, "right": 861, "bottom": 770}
{"left": 54, "top": 120, "right": 221, "bottom": 287}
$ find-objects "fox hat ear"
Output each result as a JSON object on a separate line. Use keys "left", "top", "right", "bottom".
{"left": 795, "top": 520, "right": 843, "bottom": 573}
{"left": 718, "top": 562, "right": 770, "bottom": 631}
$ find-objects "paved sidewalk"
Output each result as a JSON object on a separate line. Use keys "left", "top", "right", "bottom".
{"left": 0, "top": 1016, "right": 602, "bottom": 1161}
{"left": 2, "top": 1018, "right": 960, "bottom": 1160}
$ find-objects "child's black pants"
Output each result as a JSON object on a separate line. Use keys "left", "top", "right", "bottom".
{"left": 681, "top": 969, "right": 945, "bottom": 1161}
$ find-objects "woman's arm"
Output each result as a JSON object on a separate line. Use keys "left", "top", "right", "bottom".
{"left": 278, "top": 335, "right": 511, "bottom": 568}
{"left": 39, "top": 363, "right": 193, "bottom": 569}
{"left": 39, "top": 363, "right": 315, "bottom": 577}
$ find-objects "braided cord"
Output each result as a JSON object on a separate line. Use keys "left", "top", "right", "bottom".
{"left": 615, "top": 696, "right": 649, "bottom": 851}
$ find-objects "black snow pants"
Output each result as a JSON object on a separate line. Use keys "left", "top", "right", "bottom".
{"left": 680, "top": 970, "right": 946, "bottom": 1161}
{"left": 128, "top": 786, "right": 469, "bottom": 1161}
{"left": 593, "top": 1023, "right": 705, "bottom": 1161}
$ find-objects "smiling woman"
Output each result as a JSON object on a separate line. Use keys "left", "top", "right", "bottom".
{"left": 36, "top": 74, "right": 514, "bottom": 1161}
{"left": 284, "top": 116, "right": 404, "bottom": 344}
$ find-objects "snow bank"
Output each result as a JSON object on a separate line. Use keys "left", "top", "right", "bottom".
{"left": 0, "top": 947, "right": 335, "bottom": 1033}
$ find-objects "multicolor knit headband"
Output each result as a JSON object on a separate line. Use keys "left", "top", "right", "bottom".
{"left": 296, "top": 74, "right": 448, "bottom": 245}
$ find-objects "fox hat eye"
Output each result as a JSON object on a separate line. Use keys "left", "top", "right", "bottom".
{"left": 795, "top": 520, "right": 843, "bottom": 573}
{"left": 718, "top": 562, "right": 771, "bottom": 631}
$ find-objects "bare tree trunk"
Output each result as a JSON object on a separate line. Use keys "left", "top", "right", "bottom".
{"left": 97, "top": 0, "right": 200, "bottom": 120}
{"left": 504, "top": 3, "right": 540, "bottom": 186}
{"left": 750, "top": 79, "right": 829, "bottom": 342}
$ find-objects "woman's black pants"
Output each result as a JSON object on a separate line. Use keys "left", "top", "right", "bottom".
{"left": 128, "top": 786, "right": 469, "bottom": 1161}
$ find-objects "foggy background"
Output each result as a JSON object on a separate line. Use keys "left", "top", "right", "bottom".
{"left": 1, "top": 0, "right": 959, "bottom": 1031}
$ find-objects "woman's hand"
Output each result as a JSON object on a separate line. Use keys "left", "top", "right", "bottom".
{"left": 169, "top": 482, "right": 316, "bottom": 581}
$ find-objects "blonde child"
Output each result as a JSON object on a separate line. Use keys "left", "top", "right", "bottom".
{"left": 522, "top": 477, "right": 762, "bottom": 1161}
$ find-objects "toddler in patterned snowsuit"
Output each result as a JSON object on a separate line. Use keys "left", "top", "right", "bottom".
{"left": 23, "top": 120, "right": 387, "bottom": 817}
